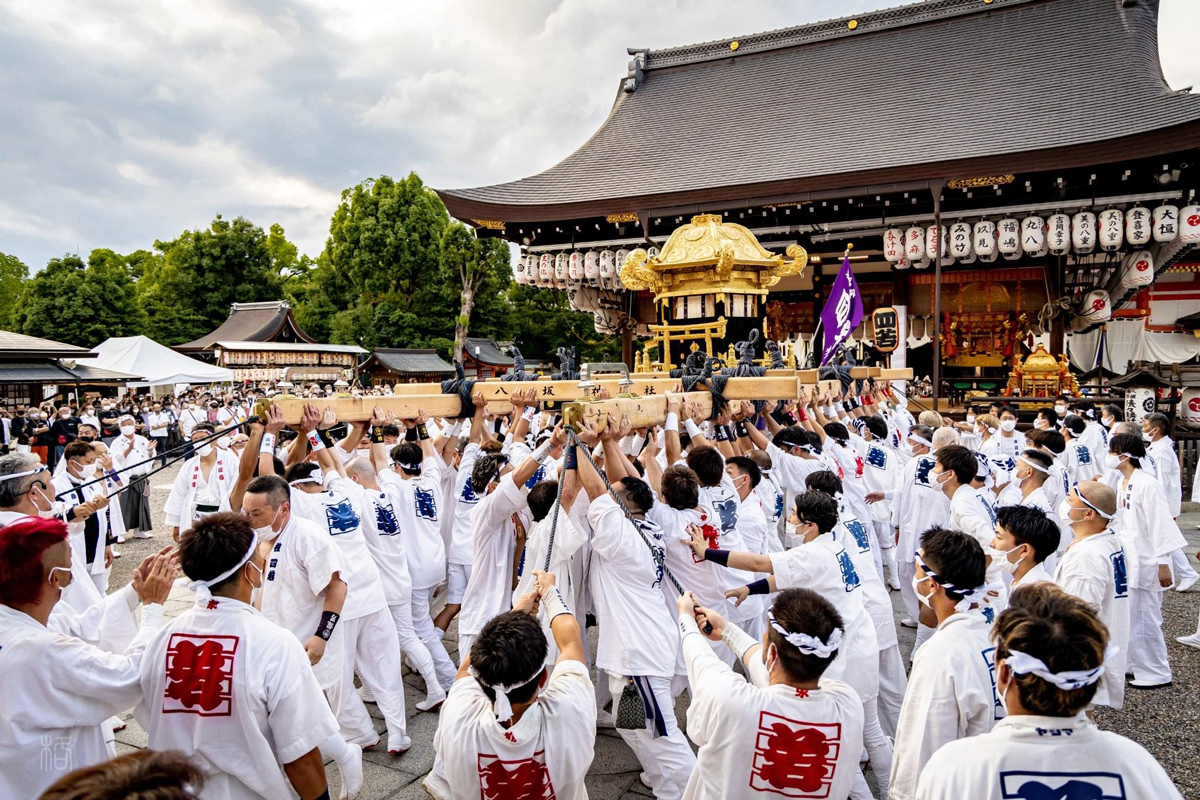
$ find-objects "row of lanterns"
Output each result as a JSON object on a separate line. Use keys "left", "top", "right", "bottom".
{"left": 881, "top": 204, "right": 1199, "bottom": 267}
{"left": 515, "top": 247, "right": 662, "bottom": 291}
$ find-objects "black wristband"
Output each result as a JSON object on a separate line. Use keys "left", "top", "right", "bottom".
{"left": 746, "top": 578, "right": 771, "bottom": 596}
{"left": 313, "top": 791, "right": 330, "bottom": 800}
{"left": 563, "top": 443, "right": 578, "bottom": 471}
{"left": 370, "top": 425, "right": 385, "bottom": 444}
{"left": 714, "top": 425, "right": 730, "bottom": 442}
{"left": 771, "top": 409, "right": 792, "bottom": 426}
{"left": 316, "top": 429, "right": 334, "bottom": 449}
{"left": 415, "top": 423, "right": 429, "bottom": 440}
{"left": 405, "top": 425, "right": 418, "bottom": 442}
{"left": 316, "top": 610, "right": 340, "bottom": 641}
{"left": 735, "top": 421, "right": 749, "bottom": 439}
{"left": 706, "top": 548, "right": 730, "bottom": 566}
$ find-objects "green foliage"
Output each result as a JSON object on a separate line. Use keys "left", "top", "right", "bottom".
{"left": 0, "top": 251, "right": 29, "bottom": 330}
{"left": 12, "top": 251, "right": 146, "bottom": 346}
{"left": 504, "top": 284, "right": 616, "bottom": 362}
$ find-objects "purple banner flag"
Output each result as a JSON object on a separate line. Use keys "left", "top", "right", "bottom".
{"left": 819, "top": 255, "right": 863, "bottom": 366}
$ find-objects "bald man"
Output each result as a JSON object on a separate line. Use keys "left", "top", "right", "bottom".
{"left": 1052, "top": 481, "right": 1130, "bottom": 709}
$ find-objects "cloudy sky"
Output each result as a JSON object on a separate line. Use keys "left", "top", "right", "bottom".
{"left": 2, "top": 0, "right": 1197, "bottom": 270}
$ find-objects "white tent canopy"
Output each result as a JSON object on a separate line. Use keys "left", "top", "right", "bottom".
{"left": 79, "top": 336, "right": 233, "bottom": 388}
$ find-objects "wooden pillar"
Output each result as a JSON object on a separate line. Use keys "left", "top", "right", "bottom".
{"left": 931, "top": 180, "right": 945, "bottom": 412}
{"left": 621, "top": 328, "right": 634, "bottom": 368}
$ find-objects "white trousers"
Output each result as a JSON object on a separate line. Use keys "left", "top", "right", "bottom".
{"left": 1171, "top": 548, "right": 1199, "bottom": 583}
{"left": 388, "top": 601, "right": 442, "bottom": 699}
{"left": 606, "top": 672, "right": 696, "bottom": 800}
{"left": 877, "top": 644, "right": 907, "bottom": 739}
{"left": 335, "top": 609, "right": 408, "bottom": 745}
{"left": 412, "top": 584, "right": 459, "bottom": 690}
{"left": 912, "top": 622, "right": 936, "bottom": 659}
{"left": 898, "top": 560, "right": 918, "bottom": 622}
{"left": 90, "top": 566, "right": 110, "bottom": 596}
{"left": 1129, "top": 588, "right": 1171, "bottom": 684}
{"left": 850, "top": 696, "right": 893, "bottom": 799}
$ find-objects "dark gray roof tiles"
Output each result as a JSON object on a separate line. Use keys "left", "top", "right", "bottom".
{"left": 465, "top": 338, "right": 515, "bottom": 366}
{"left": 439, "top": 0, "right": 1200, "bottom": 216}
{"left": 367, "top": 349, "right": 457, "bottom": 375}
{"left": 177, "top": 301, "right": 316, "bottom": 350}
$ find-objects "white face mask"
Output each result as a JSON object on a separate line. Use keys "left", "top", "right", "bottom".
{"left": 1054, "top": 405, "right": 1067, "bottom": 415}
{"left": 217, "top": 436, "right": 231, "bottom": 450}
{"left": 966, "top": 414, "right": 976, "bottom": 424}
{"left": 253, "top": 507, "right": 282, "bottom": 542}
{"left": 913, "top": 574, "right": 933, "bottom": 609}
{"left": 784, "top": 521, "right": 798, "bottom": 541}
{"left": 196, "top": 443, "right": 213, "bottom": 457}
{"left": 120, "top": 425, "right": 135, "bottom": 436}
{"left": 1101, "top": 417, "right": 1113, "bottom": 428}
{"left": 1034, "top": 419, "right": 1049, "bottom": 431}
{"left": 1058, "top": 499, "right": 1084, "bottom": 527}
{"left": 988, "top": 544, "right": 1025, "bottom": 575}
{"left": 1000, "top": 419, "right": 1016, "bottom": 432}
{"left": 1103, "top": 453, "right": 1124, "bottom": 470}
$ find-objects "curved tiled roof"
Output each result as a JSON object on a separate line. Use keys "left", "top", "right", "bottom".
{"left": 176, "top": 301, "right": 316, "bottom": 351}
{"left": 439, "top": 0, "right": 1200, "bottom": 221}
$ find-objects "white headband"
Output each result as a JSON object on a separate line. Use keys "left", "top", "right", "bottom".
{"left": 469, "top": 663, "right": 544, "bottom": 723}
{"left": 0, "top": 465, "right": 47, "bottom": 484}
{"left": 1017, "top": 457, "right": 1049, "bottom": 475}
{"left": 908, "top": 434, "right": 932, "bottom": 448}
{"left": 1005, "top": 644, "right": 1116, "bottom": 691}
{"left": 289, "top": 476, "right": 322, "bottom": 487}
{"left": 1075, "top": 491, "right": 1114, "bottom": 520}
{"left": 188, "top": 535, "right": 257, "bottom": 606}
{"left": 767, "top": 611, "right": 842, "bottom": 657}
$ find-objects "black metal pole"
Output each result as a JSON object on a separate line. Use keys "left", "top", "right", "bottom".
{"left": 932, "top": 181, "right": 944, "bottom": 412}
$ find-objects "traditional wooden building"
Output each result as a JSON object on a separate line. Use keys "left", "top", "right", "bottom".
{"left": 359, "top": 348, "right": 457, "bottom": 384}
{"left": 436, "top": 0, "right": 1200, "bottom": 403}
{"left": 463, "top": 338, "right": 515, "bottom": 379}
{"left": 0, "top": 331, "right": 139, "bottom": 406}
{"left": 175, "top": 301, "right": 366, "bottom": 384}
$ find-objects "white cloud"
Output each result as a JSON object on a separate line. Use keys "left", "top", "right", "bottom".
{"left": 0, "top": 0, "right": 1195, "bottom": 270}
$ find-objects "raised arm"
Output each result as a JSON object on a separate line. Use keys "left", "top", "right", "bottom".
{"left": 535, "top": 570, "right": 585, "bottom": 665}
{"left": 685, "top": 524, "right": 774, "bottom": 572}
{"left": 599, "top": 414, "right": 633, "bottom": 483}
{"left": 664, "top": 392, "right": 683, "bottom": 466}
{"left": 229, "top": 416, "right": 265, "bottom": 512}
{"left": 306, "top": 405, "right": 347, "bottom": 480}
{"left": 574, "top": 420, "right": 608, "bottom": 501}
{"left": 639, "top": 428, "right": 666, "bottom": 502}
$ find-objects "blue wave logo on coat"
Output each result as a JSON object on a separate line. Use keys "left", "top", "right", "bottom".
{"left": 1110, "top": 551, "right": 1128, "bottom": 598}
{"left": 977, "top": 495, "right": 998, "bottom": 526}
{"left": 374, "top": 500, "right": 400, "bottom": 536}
{"left": 635, "top": 519, "right": 666, "bottom": 589}
{"left": 842, "top": 520, "right": 871, "bottom": 554}
{"left": 867, "top": 444, "right": 888, "bottom": 469}
{"left": 524, "top": 465, "right": 547, "bottom": 490}
{"left": 1075, "top": 445, "right": 1092, "bottom": 466}
{"left": 774, "top": 492, "right": 784, "bottom": 521}
{"left": 324, "top": 500, "right": 360, "bottom": 536}
{"left": 836, "top": 549, "right": 860, "bottom": 592}
{"left": 914, "top": 456, "right": 936, "bottom": 487}
{"left": 414, "top": 487, "right": 438, "bottom": 521}
{"left": 713, "top": 498, "right": 738, "bottom": 533}
{"left": 459, "top": 479, "right": 479, "bottom": 505}
{"left": 998, "top": 770, "right": 1126, "bottom": 799}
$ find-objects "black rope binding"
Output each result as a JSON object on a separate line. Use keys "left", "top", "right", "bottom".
{"left": 550, "top": 346, "right": 579, "bottom": 381}
{"left": 440, "top": 361, "right": 478, "bottom": 418}
{"left": 502, "top": 346, "right": 538, "bottom": 382}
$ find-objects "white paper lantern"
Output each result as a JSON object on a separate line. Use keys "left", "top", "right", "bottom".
{"left": 598, "top": 250, "right": 616, "bottom": 290}
{"left": 958, "top": 244, "right": 976, "bottom": 265}
{"left": 647, "top": 246, "right": 660, "bottom": 260}
{"left": 1125, "top": 206, "right": 1151, "bottom": 245}
{"left": 905, "top": 227, "right": 925, "bottom": 262}
{"left": 514, "top": 254, "right": 528, "bottom": 285}
{"left": 883, "top": 228, "right": 904, "bottom": 262}
{"left": 1072, "top": 289, "right": 1111, "bottom": 330}
{"left": 1153, "top": 204, "right": 1180, "bottom": 242}
{"left": 1180, "top": 206, "right": 1200, "bottom": 244}
{"left": 1046, "top": 214, "right": 1070, "bottom": 255}
{"left": 949, "top": 222, "right": 972, "bottom": 259}
{"left": 1071, "top": 211, "right": 1096, "bottom": 253}
{"left": 1181, "top": 387, "right": 1200, "bottom": 427}
{"left": 925, "top": 225, "right": 948, "bottom": 262}
{"left": 893, "top": 256, "right": 911, "bottom": 270}
{"left": 1119, "top": 249, "right": 1154, "bottom": 290}
{"left": 997, "top": 218, "right": 1020, "bottom": 255}
{"left": 583, "top": 251, "right": 599, "bottom": 286}
{"left": 1098, "top": 209, "right": 1123, "bottom": 252}
{"left": 973, "top": 221, "right": 997, "bottom": 258}
{"left": 615, "top": 248, "right": 630, "bottom": 274}
{"left": 553, "top": 253, "right": 568, "bottom": 288}
{"left": 567, "top": 252, "right": 582, "bottom": 281}
{"left": 1021, "top": 216, "right": 1045, "bottom": 254}
{"left": 538, "top": 254, "right": 553, "bottom": 287}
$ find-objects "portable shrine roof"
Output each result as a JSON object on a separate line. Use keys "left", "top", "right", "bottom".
{"left": 437, "top": 0, "right": 1200, "bottom": 227}
{"left": 176, "top": 301, "right": 317, "bottom": 352}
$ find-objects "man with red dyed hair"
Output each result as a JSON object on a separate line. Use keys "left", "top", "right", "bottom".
{"left": 0, "top": 516, "right": 175, "bottom": 797}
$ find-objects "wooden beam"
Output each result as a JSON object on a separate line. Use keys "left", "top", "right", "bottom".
{"left": 563, "top": 393, "right": 713, "bottom": 431}
{"left": 390, "top": 376, "right": 802, "bottom": 404}
{"left": 259, "top": 394, "right": 500, "bottom": 425}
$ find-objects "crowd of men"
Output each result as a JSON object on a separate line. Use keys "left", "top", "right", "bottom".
{"left": 0, "top": 378, "right": 1194, "bottom": 799}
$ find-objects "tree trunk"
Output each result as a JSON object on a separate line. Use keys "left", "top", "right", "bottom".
{"left": 453, "top": 286, "right": 476, "bottom": 365}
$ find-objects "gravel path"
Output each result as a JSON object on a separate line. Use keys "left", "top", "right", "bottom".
{"left": 107, "top": 461, "right": 1200, "bottom": 798}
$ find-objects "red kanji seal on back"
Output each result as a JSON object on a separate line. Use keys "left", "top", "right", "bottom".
{"left": 478, "top": 750, "right": 555, "bottom": 800}
{"left": 162, "top": 634, "right": 238, "bottom": 716}
{"left": 750, "top": 711, "right": 841, "bottom": 797}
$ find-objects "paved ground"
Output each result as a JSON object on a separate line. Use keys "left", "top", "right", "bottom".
{"left": 107, "top": 461, "right": 1200, "bottom": 798}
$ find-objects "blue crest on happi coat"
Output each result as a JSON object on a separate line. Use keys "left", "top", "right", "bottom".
{"left": 414, "top": 487, "right": 438, "bottom": 521}
{"left": 837, "top": 549, "right": 860, "bottom": 592}
{"left": 713, "top": 498, "right": 738, "bottom": 533}
{"left": 375, "top": 500, "right": 400, "bottom": 536}
{"left": 325, "top": 500, "right": 360, "bottom": 536}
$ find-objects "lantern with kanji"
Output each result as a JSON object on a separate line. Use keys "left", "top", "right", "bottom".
{"left": 552, "top": 253, "right": 567, "bottom": 288}
{"left": 583, "top": 251, "right": 599, "bottom": 285}
{"left": 893, "top": 255, "right": 911, "bottom": 270}
{"left": 1071, "top": 212, "right": 1096, "bottom": 254}
{"left": 949, "top": 222, "right": 972, "bottom": 260}
{"left": 615, "top": 248, "right": 630, "bottom": 278}
{"left": 883, "top": 228, "right": 904, "bottom": 262}
{"left": 538, "top": 254, "right": 553, "bottom": 287}
{"left": 974, "top": 220, "right": 997, "bottom": 260}
{"left": 1125, "top": 206, "right": 1152, "bottom": 245}
{"left": 1181, "top": 206, "right": 1200, "bottom": 244}
{"left": 925, "top": 225, "right": 948, "bottom": 262}
{"left": 1047, "top": 213, "right": 1070, "bottom": 255}
{"left": 1021, "top": 216, "right": 1045, "bottom": 254}
{"left": 598, "top": 250, "right": 616, "bottom": 290}
{"left": 906, "top": 227, "right": 925, "bottom": 262}
{"left": 998, "top": 218, "right": 1020, "bottom": 257}
{"left": 1098, "top": 209, "right": 1124, "bottom": 252}
{"left": 567, "top": 252, "right": 583, "bottom": 281}
{"left": 1119, "top": 249, "right": 1154, "bottom": 291}
{"left": 1153, "top": 205, "right": 1179, "bottom": 242}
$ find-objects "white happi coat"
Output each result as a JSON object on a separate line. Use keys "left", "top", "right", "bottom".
{"left": 680, "top": 615, "right": 864, "bottom": 800}
{"left": 1147, "top": 436, "right": 1182, "bottom": 517}
{"left": 1115, "top": 469, "right": 1186, "bottom": 592}
{"left": 769, "top": 534, "right": 879, "bottom": 702}
{"left": 458, "top": 472, "right": 527, "bottom": 639}
{"left": 380, "top": 459, "right": 448, "bottom": 592}
{"left": 51, "top": 470, "right": 112, "bottom": 578}
{"left": 851, "top": 434, "right": 902, "bottom": 524}
{"left": 981, "top": 431, "right": 1026, "bottom": 462}
{"left": 0, "top": 603, "right": 164, "bottom": 798}
{"left": 513, "top": 497, "right": 589, "bottom": 665}
{"left": 891, "top": 453, "right": 949, "bottom": 565}
{"left": 434, "top": 660, "right": 596, "bottom": 800}
{"left": 136, "top": 597, "right": 339, "bottom": 800}
{"left": 447, "top": 444, "right": 483, "bottom": 566}
{"left": 1064, "top": 438, "right": 1101, "bottom": 485}
{"left": 110, "top": 433, "right": 154, "bottom": 479}
{"left": 345, "top": 480, "right": 414, "bottom": 608}
{"left": 889, "top": 611, "right": 999, "bottom": 800}
{"left": 163, "top": 451, "right": 241, "bottom": 531}
{"left": 832, "top": 516, "right": 896, "bottom": 650}
{"left": 821, "top": 439, "right": 872, "bottom": 524}
{"left": 916, "top": 712, "right": 1183, "bottom": 800}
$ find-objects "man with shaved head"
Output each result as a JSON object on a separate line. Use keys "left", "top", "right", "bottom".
{"left": 1052, "top": 480, "right": 1130, "bottom": 709}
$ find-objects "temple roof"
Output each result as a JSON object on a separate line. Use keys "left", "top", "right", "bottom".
{"left": 176, "top": 301, "right": 317, "bottom": 352}
{"left": 438, "top": 0, "right": 1200, "bottom": 225}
